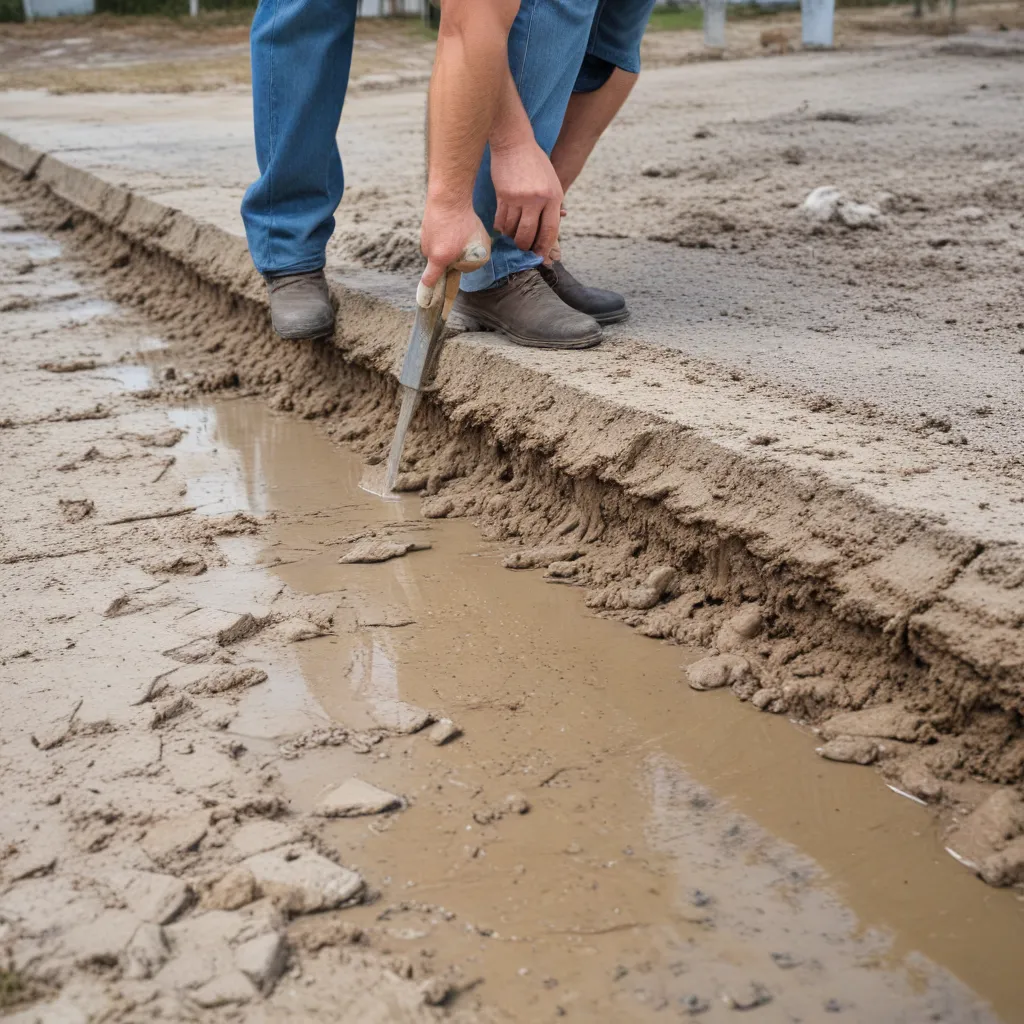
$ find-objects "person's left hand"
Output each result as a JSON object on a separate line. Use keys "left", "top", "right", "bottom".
{"left": 490, "top": 138, "right": 563, "bottom": 261}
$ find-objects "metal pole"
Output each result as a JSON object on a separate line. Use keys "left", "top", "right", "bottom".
{"left": 22, "top": 0, "right": 34, "bottom": 21}
{"left": 801, "top": 0, "right": 835, "bottom": 46}
{"left": 189, "top": 0, "right": 199, "bottom": 16}
{"left": 703, "top": 0, "right": 726, "bottom": 51}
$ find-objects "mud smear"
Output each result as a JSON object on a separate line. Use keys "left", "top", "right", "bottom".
{"left": 177, "top": 397, "right": 1023, "bottom": 1023}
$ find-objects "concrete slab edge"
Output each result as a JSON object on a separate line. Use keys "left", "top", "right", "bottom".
{"left": 2, "top": 132, "right": 1020, "bottom": 754}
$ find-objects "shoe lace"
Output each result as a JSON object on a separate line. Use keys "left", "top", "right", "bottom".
{"left": 508, "top": 267, "right": 551, "bottom": 299}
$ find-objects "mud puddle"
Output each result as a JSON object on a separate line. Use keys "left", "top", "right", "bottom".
{"left": 167, "top": 395, "right": 1023, "bottom": 1023}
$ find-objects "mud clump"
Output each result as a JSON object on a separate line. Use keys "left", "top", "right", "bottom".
{"left": 687, "top": 654, "right": 753, "bottom": 692}
{"left": 314, "top": 779, "right": 403, "bottom": 818}
{"left": 339, "top": 538, "right": 431, "bottom": 563}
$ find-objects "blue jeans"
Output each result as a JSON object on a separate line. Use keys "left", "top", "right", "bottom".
{"left": 242, "top": 0, "right": 357, "bottom": 276}
{"left": 461, "top": 0, "right": 656, "bottom": 292}
{"left": 241, "top": 0, "right": 653, "bottom": 280}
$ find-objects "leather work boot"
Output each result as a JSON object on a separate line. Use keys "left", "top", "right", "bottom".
{"left": 538, "top": 260, "right": 629, "bottom": 325}
{"left": 455, "top": 268, "right": 602, "bottom": 350}
{"left": 264, "top": 269, "right": 334, "bottom": 340}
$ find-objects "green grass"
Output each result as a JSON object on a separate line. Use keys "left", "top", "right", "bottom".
{"left": 647, "top": 1, "right": 800, "bottom": 32}
{"left": 0, "top": 968, "right": 31, "bottom": 1012}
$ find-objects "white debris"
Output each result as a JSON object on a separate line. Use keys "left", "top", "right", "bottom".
{"left": 314, "top": 778, "right": 403, "bottom": 818}
{"left": 801, "top": 186, "right": 883, "bottom": 229}
{"left": 243, "top": 849, "right": 364, "bottom": 914}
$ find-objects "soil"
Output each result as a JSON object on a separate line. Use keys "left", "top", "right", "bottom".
{"left": 1, "top": 9, "right": 1024, "bottom": 1022}
{"left": 2, "top": 194, "right": 1023, "bottom": 1023}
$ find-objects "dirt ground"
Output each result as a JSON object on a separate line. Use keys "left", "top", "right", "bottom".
{"left": 2, "top": 179, "right": 1021, "bottom": 1024}
{"left": 1, "top": 5, "right": 1024, "bottom": 1023}
{"left": 0, "top": 2, "right": 1022, "bottom": 94}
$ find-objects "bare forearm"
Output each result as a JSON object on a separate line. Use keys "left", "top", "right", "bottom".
{"left": 426, "top": 0, "right": 518, "bottom": 209}
{"left": 490, "top": 66, "right": 535, "bottom": 155}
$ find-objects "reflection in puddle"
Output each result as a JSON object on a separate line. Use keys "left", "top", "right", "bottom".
{"left": 171, "top": 396, "right": 1021, "bottom": 1023}
{"left": 99, "top": 363, "right": 152, "bottom": 392}
{"left": 0, "top": 228, "right": 62, "bottom": 263}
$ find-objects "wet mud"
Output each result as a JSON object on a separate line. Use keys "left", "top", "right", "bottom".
{"left": 2, "top": 198, "right": 1023, "bottom": 1023}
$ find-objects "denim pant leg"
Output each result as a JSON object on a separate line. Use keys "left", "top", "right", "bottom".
{"left": 461, "top": 0, "right": 599, "bottom": 293}
{"left": 241, "top": 0, "right": 358, "bottom": 277}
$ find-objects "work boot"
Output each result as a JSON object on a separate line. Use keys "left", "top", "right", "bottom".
{"left": 264, "top": 269, "right": 334, "bottom": 340}
{"left": 538, "top": 260, "right": 629, "bottom": 325}
{"left": 455, "top": 268, "right": 602, "bottom": 350}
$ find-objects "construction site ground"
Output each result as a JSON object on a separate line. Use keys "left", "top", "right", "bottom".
{"left": 1, "top": 6, "right": 1023, "bottom": 1023}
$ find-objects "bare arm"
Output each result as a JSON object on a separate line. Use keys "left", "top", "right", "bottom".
{"left": 420, "top": 0, "right": 518, "bottom": 287}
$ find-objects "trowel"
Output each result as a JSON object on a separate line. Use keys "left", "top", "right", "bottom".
{"left": 379, "top": 233, "right": 491, "bottom": 494}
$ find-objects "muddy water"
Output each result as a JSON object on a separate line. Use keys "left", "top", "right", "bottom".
{"left": 173, "top": 396, "right": 1023, "bottom": 1023}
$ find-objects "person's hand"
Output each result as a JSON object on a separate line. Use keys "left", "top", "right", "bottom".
{"left": 490, "top": 139, "right": 563, "bottom": 261}
{"left": 420, "top": 199, "right": 488, "bottom": 290}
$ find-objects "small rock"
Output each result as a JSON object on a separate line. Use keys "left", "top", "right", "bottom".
{"left": 144, "top": 551, "right": 207, "bottom": 576}
{"left": 820, "top": 705, "right": 923, "bottom": 743}
{"left": 900, "top": 764, "right": 943, "bottom": 803}
{"left": 680, "top": 994, "right": 711, "bottom": 1015}
{"left": 187, "top": 667, "right": 267, "bottom": 696}
{"left": 945, "top": 789, "right": 1024, "bottom": 868}
{"left": 750, "top": 687, "right": 785, "bottom": 713}
{"left": 243, "top": 849, "right": 364, "bottom": 914}
{"left": 503, "top": 545, "right": 581, "bottom": 570}
{"left": 339, "top": 539, "right": 431, "bottom": 563}
{"left": 280, "top": 618, "right": 325, "bottom": 643}
{"left": 235, "top": 931, "right": 287, "bottom": 993}
{"left": 979, "top": 835, "right": 1024, "bottom": 887}
{"left": 955, "top": 206, "right": 986, "bottom": 222}
{"left": 817, "top": 736, "right": 880, "bottom": 766}
{"left": 59, "top": 497, "right": 95, "bottom": 523}
{"left": 505, "top": 794, "right": 530, "bottom": 815}
{"left": 206, "top": 867, "right": 258, "bottom": 911}
{"left": 837, "top": 200, "right": 883, "bottom": 229}
{"left": 191, "top": 970, "right": 257, "bottom": 1008}
{"left": 687, "top": 654, "right": 751, "bottom": 691}
{"left": 545, "top": 560, "right": 579, "bottom": 579}
{"left": 641, "top": 163, "right": 681, "bottom": 178}
{"left": 315, "top": 778, "right": 403, "bottom": 817}
{"left": 722, "top": 981, "right": 772, "bottom": 1010}
{"left": 727, "top": 606, "right": 763, "bottom": 640}
{"left": 689, "top": 888, "right": 712, "bottom": 908}
{"left": 801, "top": 186, "right": 843, "bottom": 223}
{"left": 770, "top": 952, "right": 802, "bottom": 970}
{"left": 426, "top": 718, "right": 462, "bottom": 746}
{"left": 370, "top": 700, "right": 433, "bottom": 734}
{"left": 781, "top": 145, "right": 806, "bottom": 165}
{"left": 420, "top": 977, "right": 454, "bottom": 1006}
{"left": 422, "top": 496, "right": 455, "bottom": 519}
{"left": 393, "top": 472, "right": 428, "bottom": 493}
{"left": 123, "top": 923, "right": 168, "bottom": 980}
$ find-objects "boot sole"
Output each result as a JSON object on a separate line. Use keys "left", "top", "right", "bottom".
{"left": 592, "top": 307, "right": 630, "bottom": 326}
{"left": 461, "top": 307, "right": 602, "bottom": 351}
{"left": 272, "top": 320, "right": 334, "bottom": 342}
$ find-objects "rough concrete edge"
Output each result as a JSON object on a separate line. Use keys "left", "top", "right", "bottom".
{"left": 2, "top": 132, "right": 1019, "bottom": 724}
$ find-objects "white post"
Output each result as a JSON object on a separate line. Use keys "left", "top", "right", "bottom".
{"left": 801, "top": 0, "right": 835, "bottom": 47}
{"left": 189, "top": 0, "right": 199, "bottom": 16}
{"left": 22, "top": 0, "right": 34, "bottom": 20}
{"left": 703, "top": 0, "right": 727, "bottom": 52}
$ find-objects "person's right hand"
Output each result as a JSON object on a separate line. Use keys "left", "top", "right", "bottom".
{"left": 490, "top": 139, "right": 563, "bottom": 262}
{"left": 420, "top": 199, "right": 488, "bottom": 291}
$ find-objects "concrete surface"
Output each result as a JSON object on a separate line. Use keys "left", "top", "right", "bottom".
{"left": 1, "top": 39, "right": 1022, "bottom": 768}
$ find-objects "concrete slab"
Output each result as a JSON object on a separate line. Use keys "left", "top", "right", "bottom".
{"left": 1, "top": 40, "right": 1021, "bottom": 737}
